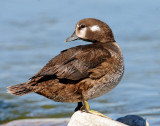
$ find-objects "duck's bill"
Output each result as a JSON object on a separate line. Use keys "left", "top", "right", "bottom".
{"left": 65, "top": 32, "right": 80, "bottom": 42}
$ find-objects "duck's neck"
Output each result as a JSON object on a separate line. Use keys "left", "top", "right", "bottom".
{"left": 92, "top": 41, "right": 116, "bottom": 44}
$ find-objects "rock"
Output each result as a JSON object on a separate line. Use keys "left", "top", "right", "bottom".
{"left": 68, "top": 111, "right": 128, "bottom": 126}
{"left": 116, "top": 115, "right": 150, "bottom": 126}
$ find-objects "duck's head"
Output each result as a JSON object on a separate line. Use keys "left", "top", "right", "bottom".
{"left": 66, "top": 18, "right": 115, "bottom": 43}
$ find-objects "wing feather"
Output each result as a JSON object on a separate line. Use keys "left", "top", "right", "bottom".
{"left": 31, "top": 44, "right": 111, "bottom": 80}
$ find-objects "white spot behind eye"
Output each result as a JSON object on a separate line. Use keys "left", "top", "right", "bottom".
{"left": 90, "top": 25, "right": 101, "bottom": 32}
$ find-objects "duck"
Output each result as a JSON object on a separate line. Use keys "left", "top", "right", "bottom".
{"left": 8, "top": 18, "right": 124, "bottom": 117}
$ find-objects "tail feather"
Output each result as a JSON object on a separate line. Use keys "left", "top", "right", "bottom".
{"left": 7, "top": 82, "right": 32, "bottom": 96}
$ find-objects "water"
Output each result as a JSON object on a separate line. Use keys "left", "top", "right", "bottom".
{"left": 0, "top": 0, "right": 160, "bottom": 125}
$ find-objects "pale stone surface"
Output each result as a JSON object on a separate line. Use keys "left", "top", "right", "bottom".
{"left": 68, "top": 111, "right": 128, "bottom": 126}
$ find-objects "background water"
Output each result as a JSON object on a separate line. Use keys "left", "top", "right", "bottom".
{"left": 0, "top": 0, "right": 160, "bottom": 125}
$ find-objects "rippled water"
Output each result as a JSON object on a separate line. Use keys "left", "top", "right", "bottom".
{"left": 0, "top": 0, "right": 160, "bottom": 125}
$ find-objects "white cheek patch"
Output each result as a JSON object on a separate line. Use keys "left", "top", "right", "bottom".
{"left": 90, "top": 25, "right": 101, "bottom": 32}
{"left": 78, "top": 27, "right": 87, "bottom": 38}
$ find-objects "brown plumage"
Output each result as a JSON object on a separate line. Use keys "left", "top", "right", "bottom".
{"left": 8, "top": 18, "right": 124, "bottom": 111}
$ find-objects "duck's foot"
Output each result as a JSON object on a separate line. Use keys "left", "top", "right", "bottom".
{"left": 81, "top": 101, "right": 112, "bottom": 119}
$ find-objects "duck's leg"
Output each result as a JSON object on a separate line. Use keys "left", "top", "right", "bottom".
{"left": 80, "top": 96, "right": 112, "bottom": 119}
{"left": 82, "top": 100, "right": 112, "bottom": 119}
{"left": 75, "top": 102, "right": 83, "bottom": 111}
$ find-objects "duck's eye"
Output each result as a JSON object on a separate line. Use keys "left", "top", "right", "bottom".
{"left": 79, "top": 24, "right": 86, "bottom": 29}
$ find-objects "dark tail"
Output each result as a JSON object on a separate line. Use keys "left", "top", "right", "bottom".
{"left": 7, "top": 82, "right": 32, "bottom": 96}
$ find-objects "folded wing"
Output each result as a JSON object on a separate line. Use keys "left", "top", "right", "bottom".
{"left": 31, "top": 44, "right": 111, "bottom": 81}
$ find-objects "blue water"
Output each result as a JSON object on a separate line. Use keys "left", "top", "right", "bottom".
{"left": 0, "top": 0, "right": 160, "bottom": 125}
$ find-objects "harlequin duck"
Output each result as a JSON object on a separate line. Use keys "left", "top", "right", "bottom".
{"left": 8, "top": 18, "right": 124, "bottom": 117}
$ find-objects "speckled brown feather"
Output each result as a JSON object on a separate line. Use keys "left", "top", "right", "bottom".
{"left": 31, "top": 43, "right": 111, "bottom": 80}
{"left": 8, "top": 42, "right": 122, "bottom": 103}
